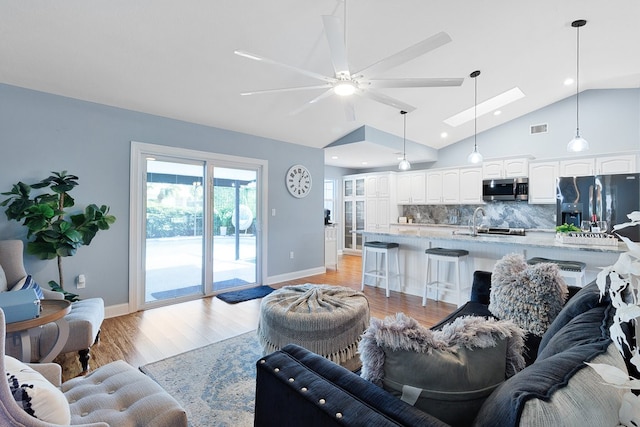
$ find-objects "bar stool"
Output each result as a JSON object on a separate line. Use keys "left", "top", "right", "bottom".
{"left": 527, "top": 257, "right": 587, "bottom": 287}
{"left": 423, "top": 248, "right": 469, "bottom": 307}
{"left": 361, "top": 241, "right": 401, "bottom": 298}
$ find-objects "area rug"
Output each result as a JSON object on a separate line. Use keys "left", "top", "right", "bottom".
{"left": 216, "top": 286, "right": 275, "bottom": 304}
{"left": 139, "top": 330, "right": 262, "bottom": 427}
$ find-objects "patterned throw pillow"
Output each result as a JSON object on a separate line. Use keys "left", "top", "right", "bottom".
{"left": 5, "top": 355, "right": 71, "bottom": 424}
{"left": 11, "top": 275, "right": 44, "bottom": 299}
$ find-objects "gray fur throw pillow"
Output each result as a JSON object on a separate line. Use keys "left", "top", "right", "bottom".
{"left": 358, "top": 313, "right": 525, "bottom": 426}
{"left": 489, "top": 253, "right": 568, "bottom": 337}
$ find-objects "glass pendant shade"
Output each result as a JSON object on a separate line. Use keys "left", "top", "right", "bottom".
{"left": 567, "top": 134, "right": 589, "bottom": 152}
{"left": 398, "top": 158, "right": 411, "bottom": 171}
{"left": 467, "top": 147, "right": 483, "bottom": 164}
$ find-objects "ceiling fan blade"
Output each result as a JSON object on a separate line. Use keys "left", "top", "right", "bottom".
{"left": 322, "top": 15, "right": 350, "bottom": 77}
{"left": 234, "top": 50, "right": 335, "bottom": 83}
{"left": 356, "top": 31, "right": 452, "bottom": 78}
{"left": 241, "top": 85, "right": 331, "bottom": 96}
{"left": 357, "top": 88, "right": 416, "bottom": 113}
{"left": 289, "top": 88, "right": 335, "bottom": 116}
{"left": 368, "top": 77, "right": 464, "bottom": 88}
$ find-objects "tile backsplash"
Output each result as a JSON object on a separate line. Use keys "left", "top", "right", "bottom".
{"left": 401, "top": 203, "right": 556, "bottom": 230}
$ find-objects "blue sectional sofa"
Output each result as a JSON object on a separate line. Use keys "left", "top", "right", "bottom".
{"left": 254, "top": 276, "right": 630, "bottom": 426}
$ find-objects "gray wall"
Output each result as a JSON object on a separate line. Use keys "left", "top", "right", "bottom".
{"left": 436, "top": 88, "right": 640, "bottom": 168}
{"left": 0, "top": 84, "right": 325, "bottom": 307}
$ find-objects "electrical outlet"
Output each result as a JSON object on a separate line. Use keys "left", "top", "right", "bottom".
{"left": 290, "top": 251, "right": 294, "bottom": 259}
{"left": 77, "top": 274, "right": 86, "bottom": 289}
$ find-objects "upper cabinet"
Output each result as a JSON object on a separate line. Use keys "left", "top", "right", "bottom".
{"left": 459, "top": 167, "right": 483, "bottom": 204}
{"left": 426, "top": 169, "right": 460, "bottom": 204}
{"left": 482, "top": 158, "right": 529, "bottom": 179}
{"left": 596, "top": 154, "right": 637, "bottom": 175}
{"left": 528, "top": 161, "right": 559, "bottom": 204}
{"left": 344, "top": 176, "right": 365, "bottom": 198}
{"left": 397, "top": 171, "right": 426, "bottom": 204}
{"left": 366, "top": 173, "right": 391, "bottom": 197}
{"left": 560, "top": 154, "right": 637, "bottom": 177}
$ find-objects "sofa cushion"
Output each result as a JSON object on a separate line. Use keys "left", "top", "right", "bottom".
{"left": 5, "top": 355, "right": 71, "bottom": 424}
{"left": 473, "top": 304, "right": 623, "bottom": 427}
{"left": 489, "top": 253, "right": 568, "bottom": 337}
{"left": 469, "top": 270, "right": 492, "bottom": 304}
{"left": 359, "top": 313, "right": 524, "bottom": 426}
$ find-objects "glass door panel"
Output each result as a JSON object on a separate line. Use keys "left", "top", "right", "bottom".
{"left": 145, "top": 159, "right": 204, "bottom": 303}
{"left": 212, "top": 167, "right": 257, "bottom": 291}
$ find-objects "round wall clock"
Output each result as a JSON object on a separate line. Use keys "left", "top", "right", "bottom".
{"left": 286, "top": 164, "right": 312, "bottom": 198}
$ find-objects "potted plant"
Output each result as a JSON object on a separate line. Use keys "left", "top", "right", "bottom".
{"left": 1, "top": 171, "right": 116, "bottom": 299}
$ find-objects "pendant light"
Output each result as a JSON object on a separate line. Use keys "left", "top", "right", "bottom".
{"left": 398, "top": 110, "right": 411, "bottom": 170}
{"left": 567, "top": 19, "right": 589, "bottom": 152}
{"left": 467, "top": 70, "right": 483, "bottom": 164}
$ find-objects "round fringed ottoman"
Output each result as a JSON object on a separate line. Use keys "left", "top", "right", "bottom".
{"left": 257, "top": 284, "right": 370, "bottom": 371}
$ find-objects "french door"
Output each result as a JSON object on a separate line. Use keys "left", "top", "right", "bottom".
{"left": 130, "top": 142, "right": 266, "bottom": 311}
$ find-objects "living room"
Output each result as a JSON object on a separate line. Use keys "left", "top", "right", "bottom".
{"left": 1, "top": 2, "right": 640, "bottom": 425}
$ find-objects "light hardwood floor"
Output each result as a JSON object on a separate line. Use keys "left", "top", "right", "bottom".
{"left": 55, "top": 254, "right": 456, "bottom": 381}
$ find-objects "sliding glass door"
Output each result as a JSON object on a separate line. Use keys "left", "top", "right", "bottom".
{"left": 145, "top": 159, "right": 205, "bottom": 303}
{"left": 212, "top": 167, "right": 257, "bottom": 291}
{"left": 131, "top": 142, "right": 265, "bottom": 310}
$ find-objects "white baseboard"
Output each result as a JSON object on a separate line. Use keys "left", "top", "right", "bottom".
{"left": 267, "top": 266, "right": 326, "bottom": 285}
{"left": 105, "top": 303, "right": 130, "bottom": 319}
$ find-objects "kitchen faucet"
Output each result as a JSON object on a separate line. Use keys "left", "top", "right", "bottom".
{"left": 471, "top": 207, "right": 486, "bottom": 236}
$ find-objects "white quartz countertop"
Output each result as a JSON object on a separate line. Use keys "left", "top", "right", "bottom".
{"left": 359, "top": 224, "right": 626, "bottom": 253}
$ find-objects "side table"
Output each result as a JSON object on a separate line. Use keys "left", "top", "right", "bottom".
{"left": 5, "top": 299, "right": 71, "bottom": 362}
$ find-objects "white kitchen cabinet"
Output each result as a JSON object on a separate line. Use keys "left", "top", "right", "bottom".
{"left": 344, "top": 176, "right": 365, "bottom": 198}
{"left": 459, "top": 167, "right": 483, "bottom": 204}
{"left": 397, "top": 171, "right": 426, "bottom": 204}
{"left": 426, "top": 169, "right": 459, "bottom": 204}
{"left": 482, "top": 158, "right": 529, "bottom": 179}
{"left": 560, "top": 154, "right": 637, "bottom": 177}
{"left": 365, "top": 197, "right": 392, "bottom": 232}
{"left": 596, "top": 154, "right": 636, "bottom": 174}
{"left": 366, "top": 173, "right": 391, "bottom": 197}
{"left": 560, "top": 158, "right": 594, "bottom": 177}
{"left": 528, "top": 161, "right": 559, "bottom": 204}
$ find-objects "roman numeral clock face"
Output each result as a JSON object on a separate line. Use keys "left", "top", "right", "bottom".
{"left": 286, "top": 164, "right": 312, "bottom": 198}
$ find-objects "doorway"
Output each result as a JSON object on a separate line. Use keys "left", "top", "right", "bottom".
{"left": 130, "top": 142, "right": 266, "bottom": 311}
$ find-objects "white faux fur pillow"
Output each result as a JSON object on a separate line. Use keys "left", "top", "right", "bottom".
{"left": 489, "top": 253, "right": 568, "bottom": 337}
{"left": 5, "top": 356, "right": 71, "bottom": 424}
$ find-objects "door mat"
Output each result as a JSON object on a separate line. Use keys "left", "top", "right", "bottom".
{"left": 217, "top": 286, "right": 275, "bottom": 304}
{"left": 214, "top": 278, "right": 250, "bottom": 291}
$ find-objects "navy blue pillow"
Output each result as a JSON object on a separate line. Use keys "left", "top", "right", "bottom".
{"left": 538, "top": 281, "right": 605, "bottom": 356}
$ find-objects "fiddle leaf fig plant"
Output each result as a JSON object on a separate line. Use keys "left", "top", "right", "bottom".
{"left": 1, "top": 171, "right": 116, "bottom": 299}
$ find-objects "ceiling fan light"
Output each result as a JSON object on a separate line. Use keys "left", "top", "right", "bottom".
{"left": 467, "top": 148, "right": 483, "bottom": 164}
{"left": 334, "top": 81, "right": 356, "bottom": 96}
{"left": 567, "top": 135, "right": 589, "bottom": 152}
{"left": 398, "top": 158, "right": 411, "bottom": 171}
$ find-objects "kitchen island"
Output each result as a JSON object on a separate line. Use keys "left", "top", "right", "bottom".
{"left": 361, "top": 224, "right": 626, "bottom": 305}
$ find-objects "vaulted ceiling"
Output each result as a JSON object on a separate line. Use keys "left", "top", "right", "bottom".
{"left": 2, "top": 1, "right": 639, "bottom": 168}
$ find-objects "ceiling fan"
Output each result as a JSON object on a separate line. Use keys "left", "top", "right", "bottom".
{"left": 234, "top": 8, "right": 463, "bottom": 120}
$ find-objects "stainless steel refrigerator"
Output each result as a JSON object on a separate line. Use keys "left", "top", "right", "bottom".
{"left": 556, "top": 173, "right": 640, "bottom": 242}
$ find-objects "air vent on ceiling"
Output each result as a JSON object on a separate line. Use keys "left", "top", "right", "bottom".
{"left": 530, "top": 123, "right": 548, "bottom": 134}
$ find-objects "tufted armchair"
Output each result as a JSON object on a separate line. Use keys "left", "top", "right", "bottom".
{"left": 0, "top": 309, "right": 188, "bottom": 426}
{"left": 0, "top": 240, "right": 104, "bottom": 373}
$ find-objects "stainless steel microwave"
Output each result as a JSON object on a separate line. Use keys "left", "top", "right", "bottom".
{"left": 482, "top": 177, "right": 529, "bottom": 202}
